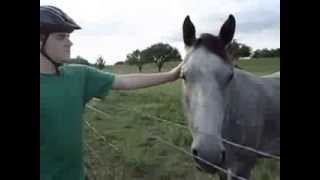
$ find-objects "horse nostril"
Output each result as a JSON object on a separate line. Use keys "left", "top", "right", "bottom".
{"left": 221, "top": 151, "right": 226, "bottom": 163}
{"left": 192, "top": 149, "right": 198, "bottom": 157}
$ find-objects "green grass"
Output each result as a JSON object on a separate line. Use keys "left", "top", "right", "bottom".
{"left": 238, "top": 57, "right": 280, "bottom": 76}
{"left": 83, "top": 57, "right": 280, "bottom": 180}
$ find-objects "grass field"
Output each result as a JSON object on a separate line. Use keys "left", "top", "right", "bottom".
{"left": 83, "top": 57, "right": 280, "bottom": 180}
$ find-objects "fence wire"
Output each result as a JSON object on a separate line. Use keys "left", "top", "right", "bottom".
{"left": 84, "top": 102, "right": 279, "bottom": 180}
{"left": 95, "top": 104, "right": 280, "bottom": 160}
{"left": 84, "top": 118, "right": 120, "bottom": 152}
{"left": 153, "top": 136, "right": 248, "bottom": 180}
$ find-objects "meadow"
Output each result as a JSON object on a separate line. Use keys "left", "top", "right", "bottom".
{"left": 83, "top": 57, "right": 280, "bottom": 180}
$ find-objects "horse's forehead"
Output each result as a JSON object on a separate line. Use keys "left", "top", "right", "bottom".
{"left": 197, "top": 33, "right": 229, "bottom": 61}
{"left": 183, "top": 47, "right": 226, "bottom": 74}
{"left": 183, "top": 34, "right": 231, "bottom": 72}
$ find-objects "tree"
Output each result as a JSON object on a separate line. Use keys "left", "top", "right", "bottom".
{"left": 272, "top": 48, "right": 280, "bottom": 57}
{"left": 238, "top": 44, "right": 252, "bottom": 57}
{"left": 227, "top": 39, "right": 252, "bottom": 67}
{"left": 227, "top": 39, "right": 252, "bottom": 59}
{"left": 142, "top": 43, "right": 181, "bottom": 64}
{"left": 125, "top": 43, "right": 181, "bottom": 72}
{"left": 114, "top": 61, "right": 125, "bottom": 66}
{"left": 141, "top": 43, "right": 181, "bottom": 72}
{"left": 95, "top": 56, "right": 106, "bottom": 70}
{"left": 152, "top": 54, "right": 169, "bottom": 72}
{"left": 252, "top": 48, "right": 280, "bottom": 58}
{"left": 68, "top": 56, "right": 91, "bottom": 65}
{"left": 227, "top": 39, "right": 240, "bottom": 61}
{"left": 125, "top": 50, "right": 145, "bottom": 72}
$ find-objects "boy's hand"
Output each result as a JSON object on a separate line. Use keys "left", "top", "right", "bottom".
{"left": 169, "top": 62, "right": 183, "bottom": 81}
{"left": 112, "top": 62, "right": 183, "bottom": 90}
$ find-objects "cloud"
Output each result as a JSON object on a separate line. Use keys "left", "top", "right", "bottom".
{"left": 40, "top": 0, "right": 280, "bottom": 64}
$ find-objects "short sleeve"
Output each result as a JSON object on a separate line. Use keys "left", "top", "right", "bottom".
{"left": 83, "top": 66, "right": 115, "bottom": 103}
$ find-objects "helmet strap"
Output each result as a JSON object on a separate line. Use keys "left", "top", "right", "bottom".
{"left": 40, "top": 33, "right": 62, "bottom": 75}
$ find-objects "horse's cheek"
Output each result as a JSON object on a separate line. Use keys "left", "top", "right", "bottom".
{"left": 185, "top": 88, "right": 193, "bottom": 101}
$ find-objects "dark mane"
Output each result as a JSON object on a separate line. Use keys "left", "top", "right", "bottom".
{"left": 194, "top": 33, "right": 232, "bottom": 64}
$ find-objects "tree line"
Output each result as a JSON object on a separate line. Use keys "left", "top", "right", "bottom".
{"left": 125, "top": 43, "right": 181, "bottom": 72}
{"left": 69, "top": 40, "right": 279, "bottom": 71}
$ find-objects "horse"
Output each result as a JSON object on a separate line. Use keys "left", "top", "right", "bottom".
{"left": 181, "top": 15, "right": 280, "bottom": 180}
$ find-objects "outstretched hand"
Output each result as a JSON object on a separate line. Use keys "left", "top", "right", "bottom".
{"left": 169, "top": 62, "right": 183, "bottom": 81}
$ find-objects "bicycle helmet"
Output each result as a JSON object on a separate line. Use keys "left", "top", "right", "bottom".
{"left": 40, "top": 6, "right": 81, "bottom": 74}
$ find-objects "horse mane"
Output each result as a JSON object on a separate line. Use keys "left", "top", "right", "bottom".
{"left": 195, "top": 33, "right": 233, "bottom": 64}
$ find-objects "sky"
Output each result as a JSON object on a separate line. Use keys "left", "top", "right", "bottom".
{"left": 40, "top": 0, "right": 280, "bottom": 65}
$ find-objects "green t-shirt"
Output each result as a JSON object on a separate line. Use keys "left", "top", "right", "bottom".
{"left": 40, "top": 64, "right": 115, "bottom": 180}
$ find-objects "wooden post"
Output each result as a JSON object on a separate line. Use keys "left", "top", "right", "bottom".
{"left": 227, "top": 169, "right": 232, "bottom": 180}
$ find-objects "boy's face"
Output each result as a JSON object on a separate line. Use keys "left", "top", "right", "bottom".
{"left": 40, "top": 32, "right": 73, "bottom": 63}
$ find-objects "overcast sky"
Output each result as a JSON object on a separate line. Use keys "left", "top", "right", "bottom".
{"left": 40, "top": 0, "right": 280, "bottom": 65}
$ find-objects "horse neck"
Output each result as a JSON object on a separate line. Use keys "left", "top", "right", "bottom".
{"left": 222, "top": 70, "right": 267, "bottom": 148}
{"left": 224, "top": 69, "right": 264, "bottom": 124}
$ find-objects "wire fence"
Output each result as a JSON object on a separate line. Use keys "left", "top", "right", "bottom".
{"left": 153, "top": 136, "right": 247, "bottom": 180}
{"left": 84, "top": 102, "right": 280, "bottom": 180}
{"left": 84, "top": 118, "right": 120, "bottom": 152}
{"left": 98, "top": 104, "right": 280, "bottom": 160}
{"left": 83, "top": 141, "right": 112, "bottom": 179}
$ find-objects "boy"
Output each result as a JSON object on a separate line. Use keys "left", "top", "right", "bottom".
{"left": 40, "top": 5, "right": 182, "bottom": 180}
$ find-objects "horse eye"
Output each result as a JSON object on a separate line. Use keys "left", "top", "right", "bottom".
{"left": 227, "top": 72, "right": 234, "bottom": 83}
{"left": 180, "top": 71, "right": 187, "bottom": 80}
{"left": 181, "top": 74, "right": 186, "bottom": 80}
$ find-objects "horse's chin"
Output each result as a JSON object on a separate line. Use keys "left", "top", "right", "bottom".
{"left": 194, "top": 160, "right": 220, "bottom": 174}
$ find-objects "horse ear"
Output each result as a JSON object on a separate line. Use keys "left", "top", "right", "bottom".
{"left": 219, "top": 15, "right": 236, "bottom": 45}
{"left": 183, "top": 15, "right": 196, "bottom": 46}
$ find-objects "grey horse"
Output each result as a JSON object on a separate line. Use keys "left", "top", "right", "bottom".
{"left": 181, "top": 15, "right": 280, "bottom": 180}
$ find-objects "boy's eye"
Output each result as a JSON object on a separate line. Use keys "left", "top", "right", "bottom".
{"left": 56, "top": 34, "right": 68, "bottom": 40}
{"left": 59, "top": 35, "right": 66, "bottom": 39}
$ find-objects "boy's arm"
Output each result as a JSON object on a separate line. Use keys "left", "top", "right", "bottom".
{"left": 112, "top": 63, "right": 182, "bottom": 90}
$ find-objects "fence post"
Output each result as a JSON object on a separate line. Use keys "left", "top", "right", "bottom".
{"left": 227, "top": 169, "right": 232, "bottom": 180}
